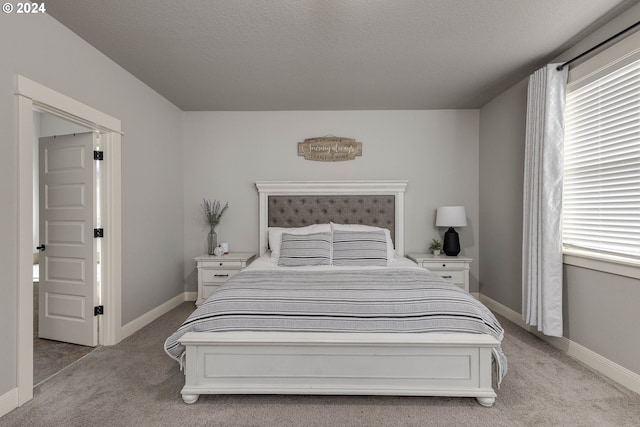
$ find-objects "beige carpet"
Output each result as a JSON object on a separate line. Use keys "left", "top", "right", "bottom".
{"left": 3, "top": 302, "right": 640, "bottom": 427}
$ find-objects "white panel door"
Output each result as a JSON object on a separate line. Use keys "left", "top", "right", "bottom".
{"left": 39, "top": 132, "right": 97, "bottom": 346}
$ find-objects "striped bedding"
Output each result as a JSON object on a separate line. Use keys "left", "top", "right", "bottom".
{"left": 164, "top": 267, "right": 507, "bottom": 382}
{"left": 332, "top": 230, "right": 388, "bottom": 266}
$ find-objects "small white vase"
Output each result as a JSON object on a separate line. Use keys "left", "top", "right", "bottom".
{"left": 432, "top": 249, "right": 441, "bottom": 256}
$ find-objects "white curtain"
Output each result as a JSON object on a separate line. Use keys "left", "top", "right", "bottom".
{"left": 522, "top": 64, "right": 568, "bottom": 337}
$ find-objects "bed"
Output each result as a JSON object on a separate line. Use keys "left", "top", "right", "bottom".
{"left": 166, "top": 181, "right": 506, "bottom": 407}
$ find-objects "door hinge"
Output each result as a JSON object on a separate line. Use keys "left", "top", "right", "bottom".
{"left": 94, "top": 150, "right": 104, "bottom": 161}
{"left": 94, "top": 305, "right": 104, "bottom": 316}
{"left": 94, "top": 228, "right": 104, "bottom": 238}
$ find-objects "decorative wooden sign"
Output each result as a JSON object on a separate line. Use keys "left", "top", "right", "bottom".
{"left": 298, "top": 136, "right": 363, "bottom": 161}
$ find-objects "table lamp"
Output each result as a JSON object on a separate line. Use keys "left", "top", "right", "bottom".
{"left": 435, "top": 206, "right": 467, "bottom": 256}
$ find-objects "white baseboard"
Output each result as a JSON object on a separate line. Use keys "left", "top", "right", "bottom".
{"left": 0, "top": 388, "right": 18, "bottom": 418}
{"left": 121, "top": 292, "right": 193, "bottom": 340}
{"left": 478, "top": 295, "right": 524, "bottom": 327}
{"left": 480, "top": 294, "right": 640, "bottom": 395}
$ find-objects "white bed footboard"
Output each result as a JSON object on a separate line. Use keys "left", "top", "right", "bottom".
{"left": 178, "top": 331, "right": 499, "bottom": 407}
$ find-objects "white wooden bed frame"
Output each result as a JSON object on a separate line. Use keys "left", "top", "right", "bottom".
{"left": 178, "top": 181, "right": 499, "bottom": 407}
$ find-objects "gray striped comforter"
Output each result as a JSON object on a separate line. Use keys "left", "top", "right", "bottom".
{"left": 164, "top": 268, "right": 507, "bottom": 381}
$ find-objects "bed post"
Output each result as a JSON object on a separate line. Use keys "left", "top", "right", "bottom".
{"left": 257, "top": 187, "right": 269, "bottom": 256}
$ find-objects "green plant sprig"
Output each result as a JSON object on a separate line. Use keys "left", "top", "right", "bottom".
{"left": 201, "top": 199, "right": 229, "bottom": 227}
{"left": 429, "top": 238, "right": 442, "bottom": 251}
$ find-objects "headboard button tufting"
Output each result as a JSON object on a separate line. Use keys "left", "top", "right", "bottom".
{"left": 267, "top": 195, "right": 395, "bottom": 244}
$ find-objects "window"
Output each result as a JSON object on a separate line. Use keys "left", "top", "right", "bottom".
{"left": 563, "top": 56, "right": 640, "bottom": 260}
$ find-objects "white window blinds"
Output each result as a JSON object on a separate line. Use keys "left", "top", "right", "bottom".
{"left": 563, "top": 57, "right": 640, "bottom": 258}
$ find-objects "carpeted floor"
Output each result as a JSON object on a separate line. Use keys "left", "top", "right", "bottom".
{"left": 3, "top": 302, "right": 639, "bottom": 427}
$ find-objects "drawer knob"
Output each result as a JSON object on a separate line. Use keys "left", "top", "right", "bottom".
{"left": 442, "top": 275, "right": 453, "bottom": 279}
{"left": 442, "top": 264, "right": 446, "bottom": 267}
{"left": 214, "top": 274, "right": 229, "bottom": 277}
{"left": 219, "top": 262, "right": 223, "bottom": 266}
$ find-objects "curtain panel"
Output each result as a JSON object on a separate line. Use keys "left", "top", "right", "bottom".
{"left": 522, "top": 64, "right": 568, "bottom": 337}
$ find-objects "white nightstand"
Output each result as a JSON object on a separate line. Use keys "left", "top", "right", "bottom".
{"left": 195, "top": 252, "right": 256, "bottom": 305}
{"left": 406, "top": 253, "right": 472, "bottom": 293}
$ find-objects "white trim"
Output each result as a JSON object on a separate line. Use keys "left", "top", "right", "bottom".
{"left": 16, "top": 75, "right": 122, "bottom": 406}
{"left": 121, "top": 294, "right": 186, "bottom": 340}
{"left": 255, "top": 180, "right": 408, "bottom": 257}
{"left": 478, "top": 294, "right": 527, "bottom": 327}
{"left": 121, "top": 293, "right": 193, "bottom": 340}
{"left": 17, "top": 94, "right": 34, "bottom": 405}
{"left": 16, "top": 76, "right": 121, "bottom": 133}
{"left": 255, "top": 180, "right": 409, "bottom": 194}
{"left": 0, "top": 388, "right": 18, "bottom": 418}
{"left": 480, "top": 294, "right": 640, "bottom": 395}
{"left": 563, "top": 250, "right": 640, "bottom": 280}
{"left": 568, "top": 31, "right": 640, "bottom": 90}
{"left": 100, "top": 131, "right": 123, "bottom": 345}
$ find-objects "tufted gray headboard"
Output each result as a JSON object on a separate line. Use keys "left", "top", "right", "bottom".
{"left": 256, "top": 181, "right": 408, "bottom": 257}
{"left": 267, "top": 195, "right": 395, "bottom": 244}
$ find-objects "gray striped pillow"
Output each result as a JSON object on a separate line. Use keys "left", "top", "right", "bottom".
{"left": 277, "top": 232, "right": 331, "bottom": 267}
{"left": 332, "top": 230, "right": 388, "bottom": 266}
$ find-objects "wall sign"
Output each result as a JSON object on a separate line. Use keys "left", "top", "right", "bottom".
{"left": 298, "top": 136, "right": 362, "bottom": 161}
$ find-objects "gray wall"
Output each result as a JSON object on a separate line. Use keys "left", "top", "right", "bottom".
{"left": 183, "top": 110, "right": 480, "bottom": 292}
{"left": 478, "top": 3, "right": 640, "bottom": 376}
{"left": 0, "top": 12, "right": 184, "bottom": 396}
{"left": 564, "top": 266, "right": 640, "bottom": 374}
{"left": 478, "top": 80, "right": 528, "bottom": 310}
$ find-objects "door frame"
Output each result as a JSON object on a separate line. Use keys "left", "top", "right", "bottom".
{"left": 16, "top": 75, "right": 122, "bottom": 405}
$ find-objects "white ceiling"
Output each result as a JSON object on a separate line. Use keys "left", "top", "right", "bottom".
{"left": 45, "top": 0, "right": 636, "bottom": 111}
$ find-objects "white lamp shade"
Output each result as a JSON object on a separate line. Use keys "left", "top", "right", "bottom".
{"left": 435, "top": 206, "right": 467, "bottom": 227}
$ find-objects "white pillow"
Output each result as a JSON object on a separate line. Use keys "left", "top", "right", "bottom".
{"left": 330, "top": 222, "right": 394, "bottom": 260}
{"left": 268, "top": 223, "right": 331, "bottom": 262}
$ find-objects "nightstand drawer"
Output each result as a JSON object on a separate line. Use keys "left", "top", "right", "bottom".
{"left": 200, "top": 260, "right": 242, "bottom": 269}
{"left": 422, "top": 261, "right": 465, "bottom": 270}
{"left": 431, "top": 270, "right": 465, "bottom": 284}
{"left": 407, "top": 254, "right": 472, "bottom": 294}
{"left": 195, "top": 253, "right": 256, "bottom": 306}
{"left": 201, "top": 269, "right": 239, "bottom": 282}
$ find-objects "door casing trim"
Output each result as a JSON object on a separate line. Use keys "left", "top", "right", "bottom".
{"left": 16, "top": 75, "right": 122, "bottom": 406}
